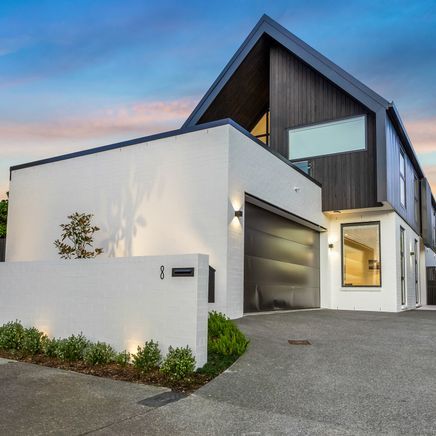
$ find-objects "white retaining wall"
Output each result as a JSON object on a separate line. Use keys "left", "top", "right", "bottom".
{"left": 0, "top": 254, "right": 209, "bottom": 367}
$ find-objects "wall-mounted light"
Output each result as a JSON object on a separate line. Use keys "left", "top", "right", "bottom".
{"left": 235, "top": 210, "right": 243, "bottom": 218}
{"left": 329, "top": 243, "right": 334, "bottom": 249}
{"left": 410, "top": 251, "right": 415, "bottom": 256}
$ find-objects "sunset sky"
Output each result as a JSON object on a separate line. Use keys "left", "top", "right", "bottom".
{"left": 1, "top": 0, "right": 435, "bottom": 199}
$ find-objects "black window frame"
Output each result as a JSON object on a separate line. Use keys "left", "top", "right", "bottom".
{"left": 414, "top": 175, "right": 420, "bottom": 226}
{"left": 399, "top": 149, "right": 407, "bottom": 209}
{"left": 287, "top": 114, "right": 368, "bottom": 161}
{"left": 400, "top": 226, "right": 406, "bottom": 306}
{"left": 341, "top": 221, "right": 382, "bottom": 288}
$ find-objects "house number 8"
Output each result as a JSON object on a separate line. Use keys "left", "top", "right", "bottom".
{"left": 160, "top": 265, "right": 165, "bottom": 280}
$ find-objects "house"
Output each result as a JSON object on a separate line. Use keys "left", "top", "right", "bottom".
{"left": 5, "top": 15, "right": 436, "bottom": 317}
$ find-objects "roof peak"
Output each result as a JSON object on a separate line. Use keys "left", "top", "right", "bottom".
{"left": 184, "top": 14, "right": 389, "bottom": 127}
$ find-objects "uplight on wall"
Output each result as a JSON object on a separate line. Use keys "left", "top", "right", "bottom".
{"left": 234, "top": 210, "right": 243, "bottom": 218}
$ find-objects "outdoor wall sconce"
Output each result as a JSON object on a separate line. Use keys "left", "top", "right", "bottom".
{"left": 410, "top": 251, "right": 415, "bottom": 256}
{"left": 235, "top": 210, "right": 243, "bottom": 218}
{"left": 329, "top": 243, "right": 334, "bottom": 249}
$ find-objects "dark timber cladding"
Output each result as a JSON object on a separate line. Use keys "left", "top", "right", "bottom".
{"left": 269, "top": 43, "right": 378, "bottom": 211}
{"left": 198, "top": 36, "right": 270, "bottom": 131}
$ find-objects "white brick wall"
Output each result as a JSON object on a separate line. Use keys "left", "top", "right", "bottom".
{"left": 0, "top": 254, "right": 208, "bottom": 367}
{"left": 7, "top": 124, "right": 325, "bottom": 318}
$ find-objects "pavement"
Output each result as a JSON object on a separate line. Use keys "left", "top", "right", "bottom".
{"left": 1, "top": 309, "right": 436, "bottom": 435}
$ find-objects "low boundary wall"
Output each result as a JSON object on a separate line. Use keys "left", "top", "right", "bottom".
{"left": 0, "top": 254, "right": 208, "bottom": 366}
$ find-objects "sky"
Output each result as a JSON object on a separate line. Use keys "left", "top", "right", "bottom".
{"left": 0, "top": 0, "right": 436, "bottom": 199}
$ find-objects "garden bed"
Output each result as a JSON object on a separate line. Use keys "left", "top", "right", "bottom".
{"left": 0, "top": 350, "right": 212, "bottom": 392}
{"left": 0, "top": 312, "right": 249, "bottom": 393}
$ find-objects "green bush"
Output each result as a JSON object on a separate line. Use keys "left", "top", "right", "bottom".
{"left": 42, "top": 337, "right": 60, "bottom": 357}
{"left": 83, "top": 342, "right": 116, "bottom": 365}
{"left": 208, "top": 311, "right": 249, "bottom": 357}
{"left": 55, "top": 333, "right": 90, "bottom": 361}
{"left": 21, "top": 327, "right": 47, "bottom": 355}
{"left": 133, "top": 340, "right": 161, "bottom": 372}
{"left": 115, "top": 350, "right": 131, "bottom": 366}
{"left": 160, "top": 346, "right": 196, "bottom": 381}
{"left": 0, "top": 320, "right": 25, "bottom": 350}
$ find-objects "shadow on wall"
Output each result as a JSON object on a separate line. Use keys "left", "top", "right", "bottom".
{"left": 99, "top": 151, "right": 164, "bottom": 257}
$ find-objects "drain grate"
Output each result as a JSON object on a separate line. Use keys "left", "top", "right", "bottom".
{"left": 288, "top": 339, "right": 311, "bottom": 345}
{"left": 138, "top": 391, "right": 186, "bottom": 408}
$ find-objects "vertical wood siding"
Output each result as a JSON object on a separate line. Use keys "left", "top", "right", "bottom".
{"left": 269, "top": 44, "right": 378, "bottom": 211}
{"left": 386, "top": 118, "right": 420, "bottom": 234}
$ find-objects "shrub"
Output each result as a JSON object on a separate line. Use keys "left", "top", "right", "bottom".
{"left": 132, "top": 340, "right": 161, "bottom": 373}
{"left": 83, "top": 342, "right": 116, "bottom": 365}
{"left": 21, "top": 327, "right": 47, "bottom": 355}
{"left": 42, "top": 337, "right": 61, "bottom": 358}
{"left": 208, "top": 311, "right": 249, "bottom": 358}
{"left": 115, "top": 350, "right": 131, "bottom": 366}
{"left": 160, "top": 346, "right": 196, "bottom": 381}
{"left": 0, "top": 320, "right": 25, "bottom": 350}
{"left": 55, "top": 333, "right": 90, "bottom": 361}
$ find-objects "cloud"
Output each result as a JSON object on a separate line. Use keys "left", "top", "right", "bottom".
{"left": 403, "top": 116, "right": 436, "bottom": 154}
{"left": 0, "top": 97, "right": 197, "bottom": 159}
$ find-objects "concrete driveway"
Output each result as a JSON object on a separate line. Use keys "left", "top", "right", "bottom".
{"left": 1, "top": 310, "right": 436, "bottom": 435}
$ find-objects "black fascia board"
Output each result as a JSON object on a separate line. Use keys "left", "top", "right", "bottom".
{"left": 183, "top": 14, "right": 389, "bottom": 128}
{"left": 9, "top": 118, "right": 321, "bottom": 188}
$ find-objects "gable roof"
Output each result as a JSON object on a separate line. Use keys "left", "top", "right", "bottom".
{"left": 183, "top": 14, "right": 390, "bottom": 128}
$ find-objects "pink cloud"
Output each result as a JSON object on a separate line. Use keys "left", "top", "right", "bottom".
{"left": 0, "top": 97, "right": 196, "bottom": 144}
{"left": 403, "top": 117, "right": 436, "bottom": 154}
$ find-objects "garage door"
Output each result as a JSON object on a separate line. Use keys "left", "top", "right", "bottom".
{"left": 244, "top": 202, "right": 320, "bottom": 313}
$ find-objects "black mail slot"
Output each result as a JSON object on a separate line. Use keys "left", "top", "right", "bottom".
{"left": 172, "top": 267, "right": 195, "bottom": 277}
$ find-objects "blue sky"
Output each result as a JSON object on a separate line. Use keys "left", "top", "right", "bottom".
{"left": 1, "top": 0, "right": 436, "bottom": 198}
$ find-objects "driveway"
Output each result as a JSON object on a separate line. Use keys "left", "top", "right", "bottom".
{"left": 1, "top": 310, "right": 436, "bottom": 435}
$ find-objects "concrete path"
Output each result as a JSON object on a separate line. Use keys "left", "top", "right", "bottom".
{"left": 1, "top": 310, "right": 436, "bottom": 435}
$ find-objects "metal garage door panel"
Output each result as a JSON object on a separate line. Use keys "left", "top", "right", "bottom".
{"left": 244, "top": 202, "right": 320, "bottom": 313}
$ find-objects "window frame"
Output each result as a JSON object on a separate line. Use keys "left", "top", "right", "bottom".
{"left": 414, "top": 175, "right": 420, "bottom": 225}
{"left": 399, "top": 148, "right": 407, "bottom": 208}
{"left": 287, "top": 114, "right": 368, "bottom": 161}
{"left": 400, "top": 226, "right": 406, "bottom": 306}
{"left": 341, "top": 221, "right": 382, "bottom": 288}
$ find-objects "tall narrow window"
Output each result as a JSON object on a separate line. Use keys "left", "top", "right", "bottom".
{"left": 400, "top": 150, "right": 406, "bottom": 208}
{"left": 414, "top": 176, "right": 420, "bottom": 225}
{"left": 251, "top": 111, "right": 270, "bottom": 145}
{"left": 342, "top": 222, "right": 381, "bottom": 287}
{"left": 400, "top": 227, "right": 406, "bottom": 306}
{"left": 414, "top": 239, "right": 419, "bottom": 305}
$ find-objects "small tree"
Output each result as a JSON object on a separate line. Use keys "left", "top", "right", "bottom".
{"left": 0, "top": 193, "right": 8, "bottom": 238}
{"left": 54, "top": 212, "right": 103, "bottom": 259}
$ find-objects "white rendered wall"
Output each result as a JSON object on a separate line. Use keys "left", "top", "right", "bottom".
{"left": 0, "top": 254, "right": 208, "bottom": 367}
{"left": 226, "top": 127, "right": 326, "bottom": 318}
{"left": 325, "top": 210, "right": 423, "bottom": 312}
{"left": 7, "top": 124, "right": 325, "bottom": 318}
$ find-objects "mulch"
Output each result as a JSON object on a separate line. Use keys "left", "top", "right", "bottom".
{"left": 0, "top": 350, "right": 212, "bottom": 393}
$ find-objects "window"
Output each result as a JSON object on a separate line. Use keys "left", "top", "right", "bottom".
{"left": 292, "top": 160, "right": 312, "bottom": 176}
{"left": 288, "top": 115, "right": 366, "bottom": 160}
{"left": 342, "top": 222, "right": 381, "bottom": 287}
{"left": 414, "top": 176, "right": 420, "bottom": 225}
{"left": 251, "top": 111, "right": 270, "bottom": 145}
{"left": 414, "top": 239, "right": 419, "bottom": 305}
{"left": 400, "top": 227, "right": 406, "bottom": 306}
{"left": 400, "top": 150, "right": 406, "bottom": 207}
